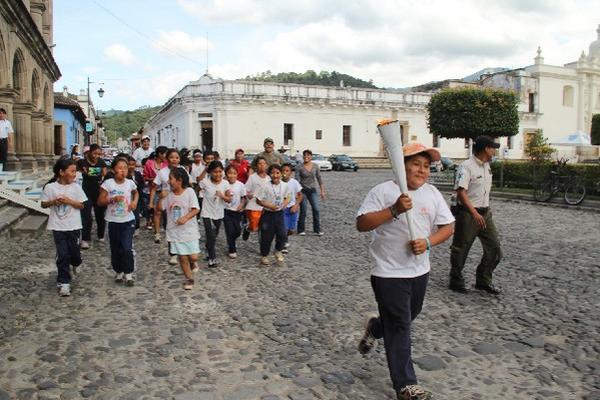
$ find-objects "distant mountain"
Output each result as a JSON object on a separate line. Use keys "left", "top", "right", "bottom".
{"left": 101, "top": 105, "right": 161, "bottom": 145}
{"left": 243, "top": 70, "right": 378, "bottom": 89}
{"left": 461, "top": 67, "right": 510, "bottom": 83}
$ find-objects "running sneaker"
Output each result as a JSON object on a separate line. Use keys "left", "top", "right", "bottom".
{"left": 98, "top": 237, "right": 105, "bottom": 243}
{"left": 208, "top": 259, "right": 218, "bottom": 268}
{"left": 191, "top": 262, "right": 200, "bottom": 272}
{"left": 242, "top": 229, "right": 250, "bottom": 241}
{"left": 154, "top": 233, "right": 161, "bottom": 244}
{"left": 274, "top": 251, "right": 285, "bottom": 263}
{"left": 80, "top": 240, "right": 90, "bottom": 249}
{"left": 228, "top": 253, "right": 237, "bottom": 259}
{"left": 281, "top": 248, "right": 289, "bottom": 254}
{"left": 183, "top": 279, "right": 194, "bottom": 290}
{"left": 114, "top": 272, "right": 124, "bottom": 283}
{"left": 124, "top": 273, "right": 135, "bottom": 286}
{"left": 316, "top": 232, "right": 324, "bottom": 236}
{"left": 260, "top": 256, "right": 270, "bottom": 266}
{"left": 358, "top": 315, "right": 379, "bottom": 355}
{"left": 58, "top": 284, "right": 71, "bottom": 297}
{"left": 298, "top": 232, "right": 305, "bottom": 236}
{"left": 397, "top": 385, "right": 432, "bottom": 400}
{"left": 284, "top": 242, "right": 290, "bottom": 248}
{"left": 169, "top": 255, "right": 178, "bottom": 265}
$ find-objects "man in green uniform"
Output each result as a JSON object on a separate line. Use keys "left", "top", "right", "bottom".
{"left": 255, "top": 137, "right": 285, "bottom": 167}
{"left": 449, "top": 136, "right": 502, "bottom": 295}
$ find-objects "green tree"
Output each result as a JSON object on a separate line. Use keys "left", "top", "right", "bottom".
{"left": 101, "top": 105, "right": 161, "bottom": 145}
{"left": 525, "top": 130, "right": 555, "bottom": 162}
{"left": 591, "top": 114, "right": 600, "bottom": 145}
{"left": 243, "top": 70, "right": 378, "bottom": 89}
{"left": 427, "top": 87, "right": 519, "bottom": 140}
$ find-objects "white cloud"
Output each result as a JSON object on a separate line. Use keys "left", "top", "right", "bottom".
{"left": 104, "top": 44, "right": 135, "bottom": 66}
{"left": 152, "top": 30, "right": 212, "bottom": 58}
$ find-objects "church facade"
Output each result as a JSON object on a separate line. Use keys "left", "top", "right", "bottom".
{"left": 144, "top": 26, "right": 600, "bottom": 162}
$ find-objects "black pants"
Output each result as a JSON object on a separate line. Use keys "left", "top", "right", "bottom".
{"left": 108, "top": 220, "right": 135, "bottom": 273}
{"left": 53, "top": 230, "right": 82, "bottom": 284}
{"left": 223, "top": 209, "right": 242, "bottom": 254}
{"left": 203, "top": 218, "right": 221, "bottom": 260}
{"left": 81, "top": 198, "right": 106, "bottom": 241}
{"left": 0, "top": 137, "right": 7, "bottom": 166}
{"left": 259, "top": 210, "right": 286, "bottom": 256}
{"left": 369, "top": 274, "right": 429, "bottom": 391}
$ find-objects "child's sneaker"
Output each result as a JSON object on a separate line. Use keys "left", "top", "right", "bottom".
{"left": 298, "top": 232, "right": 305, "bottom": 236}
{"left": 98, "top": 237, "right": 105, "bottom": 243}
{"left": 228, "top": 253, "right": 237, "bottom": 259}
{"left": 242, "top": 229, "right": 250, "bottom": 241}
{"left": 154, "top": 233, "right": 161, "bottom": 244}
{"left": 358, "top": 315, "right": 379, "bottom": 355}
{"left": 191, "top": 262, "right": 199, "bottom": 272}
{"left": 260, "top": 256, "right": 270, "bottom": 266}
{"left": 274, "top": 251, "right": 285, "bottom": 263}
{"left": 208, "top": 259, "right": 218, "bottom": 268}
{"left": 124, "top": 273, "right": 135, "bottom": 286}
{"left": 80, "top": 240, "right": 90, "bottom": 249}
{"left": 114, "top": 272, "right": 124, "bottom": 283}
{"left": 183, "top": 279, "right": 194, "bottom": 290}
{"left": 397, "top": 385, "right": 432, "bottom": 400}
{"left": 169, "top": 255, "right": 178, "bottom": 265}
{"left": 58, "top": 283, "right": 71, "bottom": 297}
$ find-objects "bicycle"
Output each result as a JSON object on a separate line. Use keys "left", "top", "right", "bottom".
{"left": 533, "top": 159, "right": 586, "bottom": 205}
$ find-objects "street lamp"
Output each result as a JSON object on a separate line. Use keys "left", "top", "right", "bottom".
{"left": 85, "top": 76, "right": 105, "bottom": 145}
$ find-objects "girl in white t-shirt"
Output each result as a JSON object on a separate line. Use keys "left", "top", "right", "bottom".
{"left": 243, "top": 156, "right": 270, "bottom": 240}
{"left": 199, "top": 160, "right": 232, "bottom": 267}
{"left": 281, "top": 163, "right": 303, "bottom": 252}
{"left": 256, "top": 164, "right": 290, "bottom": 265}
{"left": 157, "top": 167, "right": 200, "bottom": 290}
{"left": 41, "top": 158, "right": 88, "bottom": 297}
{"left": 97, "top": 157, "right": 139, "bottom": 286}
{"left": 223, "top": 164, "right": 247, "bottom": 259}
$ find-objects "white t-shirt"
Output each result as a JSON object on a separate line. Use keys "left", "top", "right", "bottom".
{"left": 42, "top": 182, "right": 88, "bottom": 231}
{"left": 284, "top": 178, "right": 302, "bottom": 208}
{"left": 161, "top": 187, "right": 201, "bottom": 242}
{"left": 101, "top": 178, "right": 137, "bottom": 223}
{"left": 256, "top": 181, "right": 290, "bottom": 211}
{"left": 199, "top": 179, "right": 231, "bottom": 219}
{"left": 357, "top": 181, "right": 455, "bottom": 279}
{"left": 132, "top": 146, "right": 153, "bottom": 166}
{"left": 153, "top": 166, "right": 189, "bottom": 192}
{"left": 225, "top": 180, "right": 247, "bottom": 211}
{"left": 0, "top": 119, "right": 14, "bottom": 139}
{"left": 245, "top": 173, "right": 271, "bottom": 211}
{"left": 190, "top": 163, "right": 206, "bottom": 185}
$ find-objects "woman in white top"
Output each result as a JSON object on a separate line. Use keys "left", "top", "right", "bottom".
{"left": 199, "top": 160, "right": 232, "bottom": 267}
{"left": 41, "top": 158, "right": 88, "bottom": 297}
{"left": 97, "top": 157, "right": 139, "bottom": 286}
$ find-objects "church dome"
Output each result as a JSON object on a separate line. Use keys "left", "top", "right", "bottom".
{"left": 589, "top": 25, "right": 600, "bottom": 59}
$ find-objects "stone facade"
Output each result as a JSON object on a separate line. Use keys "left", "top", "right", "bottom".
{"left": 0, "top": 0, "right": 61, "bottom": 171}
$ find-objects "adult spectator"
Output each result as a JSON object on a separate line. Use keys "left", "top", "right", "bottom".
{"left": 294, "top": 150, "right": 302, "bottom": 164}
{"left": 295, "top": 149, "right": 325, "bottom": 236}
{"left": 449, "top": 135, "right": 502, "bottom": 295}
{"left": 229, "top": 148, "right": 252, "bottom": 183}
{"left": 255, "top": 137, "right": 284, "bottom": 167}
{"left": 70, "top": 144, "right": 82, "bottom": 160}
{"left": 133, "top": 135, "right": 153, "bottom": 167}
{"left": 0, "top": 108, "right": 14, "bottom": 171}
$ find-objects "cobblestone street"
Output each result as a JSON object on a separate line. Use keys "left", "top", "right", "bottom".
{"left": 1, "top": 170, "right": 599, "bottom": 400}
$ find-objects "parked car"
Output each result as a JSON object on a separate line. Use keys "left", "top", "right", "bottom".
{"left": 440, "top": 156, "right": 456, "bottom": 171}
{"left": 311, "top": 154, "right": 333, "bottom": 171}
{"left": 329, "top": 154, "right": 359, "bottom": 171}
{"left": 281, "top": 154, "right": 298, "bottom": 168}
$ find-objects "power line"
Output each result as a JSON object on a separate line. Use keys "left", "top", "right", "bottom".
{"left": 89, "top": 0, "right": 206, "bottom": 68}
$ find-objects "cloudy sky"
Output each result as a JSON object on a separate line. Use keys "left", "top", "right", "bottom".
{"left": 53, "top": 0, "right": 599, "bottom": 111}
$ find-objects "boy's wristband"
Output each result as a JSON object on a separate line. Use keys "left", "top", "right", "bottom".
{"left": 389, "top": 206, "right": 399, "bottom": 220}
{"left": 425, "top": 237, "right": 431, "bottom": 251}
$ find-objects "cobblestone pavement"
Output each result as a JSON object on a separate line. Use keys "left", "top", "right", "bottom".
{"left": 1, "top": 170, "right": 599, "bottom": 400}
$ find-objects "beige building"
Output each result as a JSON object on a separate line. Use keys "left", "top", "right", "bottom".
{"left": 0, "top": 0, "right": 61, "bottom": 170}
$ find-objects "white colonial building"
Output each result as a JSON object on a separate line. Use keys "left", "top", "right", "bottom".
{"left": 144, "top": 26, "right": 600, "bottom": 161}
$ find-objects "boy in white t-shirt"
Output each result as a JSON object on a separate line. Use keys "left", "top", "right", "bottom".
{"left": 41, "top": 159, "right": 88, "bottom": 297}
{"left": 98, "top": 157, "right": 139, "bottom": 286}
{"left": 281, "top": 163, "right": 303, "bottom": 252}
{"left": 356, "top": 143, "right": 454, "bottom": 400}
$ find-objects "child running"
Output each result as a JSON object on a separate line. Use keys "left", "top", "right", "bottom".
{"left": 157, "top": 167, "right": 201, "bottom": 290}
{"left": 223, "top": 164, "right": 247, "bottom": 259}
{"left": 281, "top": 163, "right": 303, "bottom": 253}
{"left": 41, "top": 158, "right": 88, "bottom": 297}
{"left": 97, "top": 157, "right": 139, "bottom": 286}
{"left": 256, "top": 164, "right": 290, "bottom": 265}
{"left": 199, "top": 160, "right": 232, "bottom": 267}
{"left": 242, "top": 156, "right": 270, "bottom": 241}
{"left": 127, "top": 155, "right": 144, "bottom": 236}
{"left": 142, "top": 146, "right": 168, "bottom": 231}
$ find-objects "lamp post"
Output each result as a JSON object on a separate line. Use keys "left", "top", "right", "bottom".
{"left": 85, "top": 76, "right": 105, "bottom": 146}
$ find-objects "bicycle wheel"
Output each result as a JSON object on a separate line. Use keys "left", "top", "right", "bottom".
{"left": 564, "top": 182, "right": 586, "bottom": 205}
{"left": 533, "top": 182, "right": 553, "bottom": 202}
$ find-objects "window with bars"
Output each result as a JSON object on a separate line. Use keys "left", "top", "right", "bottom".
{"left": 342, "top": 125, "right": 351, "bottom": 146}
{"left": 315, "top": 130, "right": 322, "bottom": 140}
{"left": 283, "top": 123, "right": 293, "bottom": 146}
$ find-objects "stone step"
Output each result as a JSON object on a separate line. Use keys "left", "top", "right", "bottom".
{"left": 11, "top": 214, "right": 48, "bottom": 239}
{"left": 24, "top": 188, "right": 42, "bottom": 201}
{"left": 0, "top": 206, "right": 28, "bottom": 237}
{"left": 4, "top": 180, "right": 35, "bottom": 194}
{"left": 0, "top": 171, "right": 21, "bottom": 185}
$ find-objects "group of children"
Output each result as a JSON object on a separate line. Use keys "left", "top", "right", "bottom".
{"left": 42, "top": 147, "right": 305, "bottom": 296}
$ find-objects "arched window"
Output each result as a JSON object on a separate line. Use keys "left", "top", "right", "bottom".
{"left": 562, "top": 85, "right": 574, "bottom": 107}
{"left": 31, "top": 69, "right": 41, "bottom": 110}
{"left": 0, "top": 31, "right": 7, "bottom": 87}
{"left": 12, "top": 49, "right": 27, "bottom": 102}
{"left": 43, "top": 83, "right": 51, "bottom": 115}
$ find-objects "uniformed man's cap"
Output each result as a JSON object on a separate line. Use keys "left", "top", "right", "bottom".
{"left": 403, "top": 142, "right": 441, "bottom": 161}
{"left": 474, "top": 135, "right": 500, "bottom": 149}
{"left": 264, "top": 137, "right": 274, "bottom": 144}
